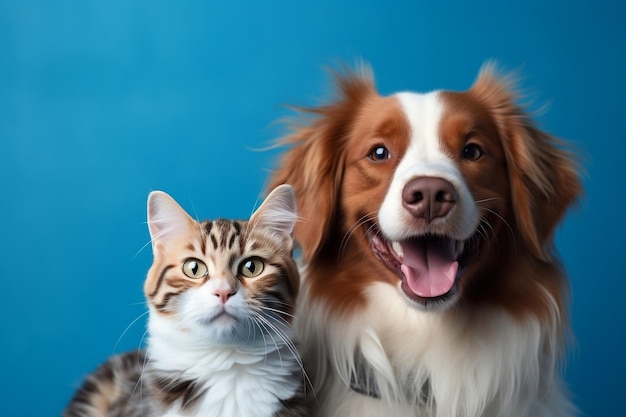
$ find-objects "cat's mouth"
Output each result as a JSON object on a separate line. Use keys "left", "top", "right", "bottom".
{"left": 199, "top": 310, "right": 239, "bottom": 326}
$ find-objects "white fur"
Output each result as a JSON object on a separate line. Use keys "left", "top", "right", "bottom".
{"left": 148, "top": 306, "right": 301, "bottom": 417}
{"left": 378, "top": 92, "right": 479, "bottom": 241}
{"left": 297, "top": 279, "right": 573, "bottom": 417}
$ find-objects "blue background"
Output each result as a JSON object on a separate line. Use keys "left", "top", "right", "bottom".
{"left": 1, "top": 0, "right": 623, "bottom": 415}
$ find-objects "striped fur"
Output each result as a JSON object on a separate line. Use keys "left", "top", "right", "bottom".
{"left": 64, "top": 185, "right": 308, "bottom": 417}
{"left": 64, "top": 351, "right": 151, "bottom": 417}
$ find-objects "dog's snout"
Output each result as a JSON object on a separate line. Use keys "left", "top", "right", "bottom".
{"left": 402, "top": 177, "right": 457, "bottom": 222}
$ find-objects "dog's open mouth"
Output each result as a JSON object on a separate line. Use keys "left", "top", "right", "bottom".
{"left": 369, "top": 231, "right": 466, "bottom": 304}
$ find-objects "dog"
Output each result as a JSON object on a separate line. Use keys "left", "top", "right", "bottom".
{"left": 268, "top": 64, "right": 581, "bottom": 417}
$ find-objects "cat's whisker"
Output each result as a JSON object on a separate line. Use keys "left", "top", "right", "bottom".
{"left": 244, "top": 315, "right": 257, "bottom": 346}
{"left": 123, "top": 301, "right": 150, "bottom": 308}
{"left": 138, "top": 328, "right": 149, "bottom": 350}
{"left": 259, "top": 305, "right": 296, "bottom": 320}
{"left": 255, "top": 314, "right": 293, "bottom": 371}
{"left": 66, "top": 187, "right": 306, "bottom": 416}
{"left": 255, "top": 314, "right": 300, "bottom": 363}
{"left": 255, "top": 314, "right": 316, "bottom": 396}
{"left": 185, "top": 193, "right": 200, "bottom": 222}
{"left": 252, "top": 315, "right": 283, "bottom": 367}
{"left": 254, "top": 315, "right": 284, "bottom": 350}
{"left": 258, "top": 300, "right": 297, "bottom": 315}
{"left": 112, "top": 310, "right": 149, "bottom": 354}
{"left": 132, "top": 239, "right": 153, "bottom": 261}
{"left": 254, "top": 316, "right": 270, "bottom": 348}
{"left": 257, "top": 297, "right": 295, "bottom": 308}
{"left": 139, "top": 338, "right": 151, "bottom": 417}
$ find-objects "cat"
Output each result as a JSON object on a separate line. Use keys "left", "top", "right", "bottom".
{"left": 64, "top": 184, "right": 308, "bottom": 417}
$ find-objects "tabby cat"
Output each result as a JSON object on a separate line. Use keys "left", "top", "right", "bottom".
{"left": 64, "top": 184, "right": 307, "bottom": 417}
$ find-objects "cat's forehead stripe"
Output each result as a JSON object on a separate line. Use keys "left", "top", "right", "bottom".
{"left": 200, "top": 237, "right": 207, "bottom": 255}
{"left": 219, "top": 229, "right": 230, "bottom": 248}
{"left": 203, "top": 220, "right": 244, "bottom": 252}
{"left": 228, "top": 232, "right": 237, "bottom": 250}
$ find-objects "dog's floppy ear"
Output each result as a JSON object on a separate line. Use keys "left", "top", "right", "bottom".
{"left": 268, "top": 67, "right": 377, "bottom": 261}
{"left": 470, "top": 65, "right": 582, "bottom": 260}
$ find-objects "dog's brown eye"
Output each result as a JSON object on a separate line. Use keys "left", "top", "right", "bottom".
{"left": 462, "top": 144, "right": 483, "bottom": 161}
{"left": 369, "top": 146, "right": 391, "bottom": 161}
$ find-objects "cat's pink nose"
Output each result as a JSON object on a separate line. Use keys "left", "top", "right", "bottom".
{"left": 213, "top": 288, "right": 236, "bottom": 304}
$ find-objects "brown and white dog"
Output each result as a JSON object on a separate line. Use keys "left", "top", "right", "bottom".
{"left": 268, "top": 65, "right": 581, "bottom": 417}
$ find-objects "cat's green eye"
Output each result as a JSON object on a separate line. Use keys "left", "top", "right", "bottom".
{"left": 182, "top": 258, "right": 208, "bottom": 279}
{"left": 239, "top": 257, "right": 265, "bottom": 278}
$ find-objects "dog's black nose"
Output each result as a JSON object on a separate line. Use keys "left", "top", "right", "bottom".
{"left": 402, "top": 177, "right": 457, "bottom": 222}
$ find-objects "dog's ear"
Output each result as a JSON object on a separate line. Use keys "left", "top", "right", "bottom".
{"left": 470, "top": 65, "right": 582, "bottom": 260}
{"left": 268, "top": 67, "right": 377, "bottom": 261}
{"left": 267, "top": 124, "right": 344, "bottom": 262}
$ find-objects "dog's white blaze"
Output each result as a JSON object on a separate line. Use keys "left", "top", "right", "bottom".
{"left": 378, "top": 91, "right": 479, "bottom": 241}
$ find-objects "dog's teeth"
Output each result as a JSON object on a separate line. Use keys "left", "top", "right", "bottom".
{"left": 392, "top": 241, "right": 403, "bottom": 257}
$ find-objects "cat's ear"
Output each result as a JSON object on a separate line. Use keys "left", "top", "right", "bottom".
{"left": 147, "top": 191, "right": 195, "bottom": 250}
{"left": 250, "top": 184, "right": 298, "bottom": 243}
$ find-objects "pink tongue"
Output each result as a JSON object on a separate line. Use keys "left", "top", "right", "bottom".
{"left": 400, "top": 239, "right": 458, "bottom": 298}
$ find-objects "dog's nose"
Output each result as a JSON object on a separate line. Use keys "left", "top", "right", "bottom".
{"left": 402, "top": 177, "right": 457, "bottom": 222}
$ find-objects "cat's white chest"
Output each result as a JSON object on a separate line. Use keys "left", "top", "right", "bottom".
{"left": 147, "top": 298, "right": 302, "bottom": 417}
{"left": 150, "top": 337, "right": 300, "bottom": 417}
{"left": 161, "top": 362, "right": 297, "bottom": 417}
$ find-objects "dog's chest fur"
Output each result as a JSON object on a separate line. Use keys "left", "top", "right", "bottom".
{"left": 298, "top": 281, "right": 572, "bottom": 417}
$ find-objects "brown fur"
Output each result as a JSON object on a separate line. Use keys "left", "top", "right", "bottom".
{"left": 269, "top": 65, "right": 581, "bottom": 321}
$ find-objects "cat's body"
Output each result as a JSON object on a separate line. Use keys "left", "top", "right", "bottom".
{"left": 64, "top": 185, "right": 307, "bottom": 417}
